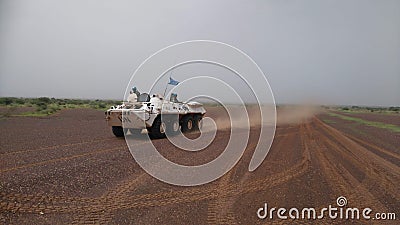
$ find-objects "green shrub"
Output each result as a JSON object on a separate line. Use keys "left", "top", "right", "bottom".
{"left": 0, "top": 97, "right": 14, "bottom": 105}
{"left": 0, "top": 97, "right": 122, "bottom": 116}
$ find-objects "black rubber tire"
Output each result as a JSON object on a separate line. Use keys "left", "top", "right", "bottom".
{"left": 166, "top": 119, "right": 180, "bottom": 136}
{"left": 193, "top": 115, "right": 202, "bottom": 130}
{"left": 181, "top": 115, "right": 194, "bottom": 132}
{"left": 112, "top": 126, "right": 125, "bottom": 137}
{"left": 149, "top": 116, "right": 166, "bottom": 139}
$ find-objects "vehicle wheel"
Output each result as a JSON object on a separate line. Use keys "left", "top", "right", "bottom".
{"left": 149, "top": 116, "right": 166, "bottom": 139}
{"left": 193, "top": 115, "right": 203, "bottom": 130}
{"left": 181, "top": 115, "right": 194, "bottom": 132}
{"left": 112, "top": 126, "right": 125, "bottom": 137}
{"left": 166, "top": 120, "right": 180, "bottom": 136}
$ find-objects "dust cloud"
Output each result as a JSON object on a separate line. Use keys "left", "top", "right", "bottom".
{"left": 203, "top": 105, "right": 322, "bottom": 131}
{"left": 277, "top": 105, "right": 322, "bottom": 125}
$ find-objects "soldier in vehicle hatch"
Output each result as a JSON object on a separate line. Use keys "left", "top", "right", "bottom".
{"left": 132, "top": 87, "right": 140, "bottom": 96}
{"left": 170, "top": 93, "right": 181, "bottom": 103}
{"left": 127, "top": 87, "right": 140, "bottom": 103}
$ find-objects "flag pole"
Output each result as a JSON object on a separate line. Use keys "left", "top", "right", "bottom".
{"left": 163, "top": 83, "right": 169, "bottom": 99}
{"left": 163, "top": 61, "right": 176, "bottom": 98}
{"left": 163, "top": 73, "right": 173, "bottom": 98}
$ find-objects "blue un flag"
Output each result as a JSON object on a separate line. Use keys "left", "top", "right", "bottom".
{"left": 168, "top": 77, "right": 180, "bottom": 86}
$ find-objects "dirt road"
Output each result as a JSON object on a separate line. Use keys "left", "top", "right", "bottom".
{"left": 0, "top": 108, "right": 398, "bottom": 224}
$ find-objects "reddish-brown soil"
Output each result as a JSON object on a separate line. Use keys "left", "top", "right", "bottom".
{"left": 0, "top": 108, "right": 399, "bottom": 224}
{"left": 319, "top": 113, "right": 399, "bottom": 156}
{"left": 0, "top": 107, "right": 36, "bottom": 116}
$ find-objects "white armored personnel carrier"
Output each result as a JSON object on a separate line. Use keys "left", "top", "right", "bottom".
{"left": 105, "top": 89, "right": 206, "bottom": 138}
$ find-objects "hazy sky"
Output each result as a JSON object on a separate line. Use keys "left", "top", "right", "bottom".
{"left": 0, "top": 0, "right": 399, "bottom": 106}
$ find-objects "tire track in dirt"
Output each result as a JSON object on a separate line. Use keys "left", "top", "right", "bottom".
{"left": 0, "top": 146, "right": 126, "bottom": 173}
{"left": 71, "top": 173, "right": 150, "bottom": 224}
{"left": 260, "top": 124, "right": 318, "bottom": 225}
{"left": 209, "top": 124, "right": 311, "bottom": 225}
{"left": 321, "top": 134, "right": 400, "bottom": 202}
{"left": 305, "top": 124, "right": 353, "bottom": 224}
{"left": 123, "top": 133, "right": 311, "bottom": 212}
{"left": 2, "top": 166, "right": 310, "bottom": 223}
{"left": 0, "top": 140, "right": 148, "bottom": 174}
{"left": 1, "top": 123, "right": 312, "bottom": 223}
{"left": 0, "top": 137, "right": 116, "bottom": 156}
{"left": 206, "top": 170, "right": 236, "bottom": 225}
{"left": 0, "top": 142, "right": 311, "bottom": 216}
{"left": 337, "top": 128, "right": 400, "bottom": 161}
{"left": 314, "top": 118, "right": 400, "bottom": 200}
{"left": 316, "top": 117, "right": 400, "bottom": 173}
{"left": 306, "top": 118, "right": 393, "bottom": 216}
{"left": 303, "top": 122, "right": 366, "bottom": 225}
{"left": 205, "top": 144, "right": 259, "bottom": 225}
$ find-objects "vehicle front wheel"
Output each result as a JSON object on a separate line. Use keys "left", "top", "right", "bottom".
{"left": 112, "top": 126, "right": 125, "bottom": 137}
{"left": 149, "top": 116, "right": 166, "bottom": 139}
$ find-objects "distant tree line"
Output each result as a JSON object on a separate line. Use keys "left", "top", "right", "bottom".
{"left": 338, "top": 105, "right": 399, "bottom": 113}
{"left": 0, "top": 97, "right": 121, "bottom": 115}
